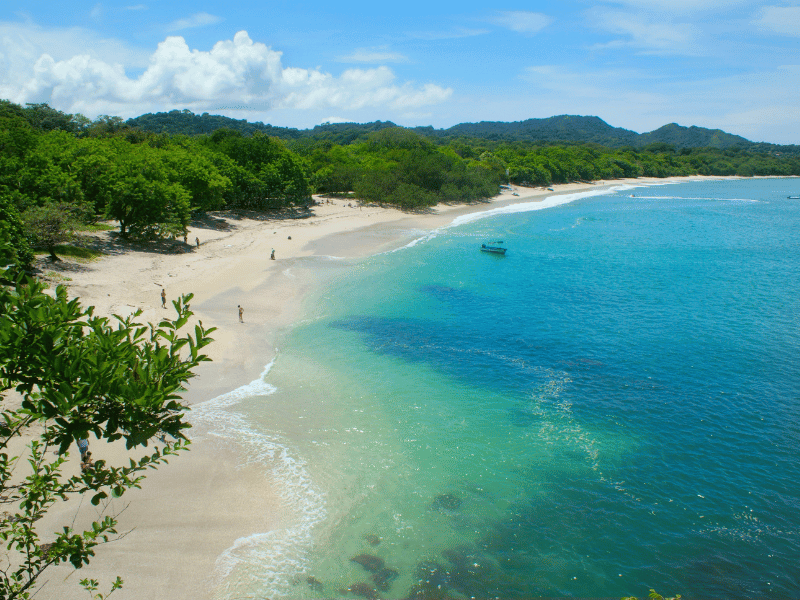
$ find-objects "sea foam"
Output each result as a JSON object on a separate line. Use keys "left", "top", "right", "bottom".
{"left": 191, "top": 357, "right": 328, "bottom": 599}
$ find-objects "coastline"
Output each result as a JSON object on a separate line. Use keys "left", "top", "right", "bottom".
{"left": 32, "top": 175, "right": 734, "bottom": 599}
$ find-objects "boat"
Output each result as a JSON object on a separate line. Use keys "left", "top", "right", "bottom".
{"left": 481, "top": 241, "right": 507, "bottom": 255}
{"left": 788, "top": 196, "right": 800, "bottom": 199}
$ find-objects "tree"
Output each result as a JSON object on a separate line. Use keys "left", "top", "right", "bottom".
{"left": 0, "top": 195, "right": 33, "bottom": 268}
{"left": 622, "top": 589, "right": 681, "bottom": 600}
{"left": 21, "top": 203, "right": 78, "bottom": 261}
{"left": 106, "top": 149, "right": 191, "bottom": 238}
{"left": 0, "top": 250, "right": 215, "bottom": 598}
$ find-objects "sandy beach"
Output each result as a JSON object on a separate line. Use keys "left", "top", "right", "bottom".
{"left": 30, "top": 176, "right": 720, "bottom": 599}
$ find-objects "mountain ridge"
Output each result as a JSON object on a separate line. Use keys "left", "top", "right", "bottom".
{"left": 125, "top": 110, "right": 798, "bottom": 153}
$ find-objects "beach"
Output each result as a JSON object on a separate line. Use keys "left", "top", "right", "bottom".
{"left": 31, "top": 176, "right": 742, "bottom": 599}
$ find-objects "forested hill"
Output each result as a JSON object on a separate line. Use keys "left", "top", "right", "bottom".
{"left": 417, "top": 116, "right": 640, "bottom": 147}
{"left": 126, "top": 110, "right": 799, "bottom": 152}
{"left": 126, "top": 110, "right": 399, "bottom": 144}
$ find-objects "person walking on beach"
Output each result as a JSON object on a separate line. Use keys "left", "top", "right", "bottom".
{"left": 238, "top": 305, "right": 244, "bottom": 323}
{"left": 196, "top": 237, "right": 200, "bottom": 247}
{"left": 161, "top": 288, "right": 166, "bottom": 309}
{"left": 271, "top": 248, "right": 275, "bottom": 260}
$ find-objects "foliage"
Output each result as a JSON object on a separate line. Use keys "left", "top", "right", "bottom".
{"left": 80, "top": 576, "right": 123, "bottom": 600}
{"left": 21, "top": 203, "right": 79, "bottom": 260}
{"left": 622, "top": 589, "right": 681, "bottom": 600}
{"left": 125, "top": 109, "right": 800, "bottom": 155}
{"left": 0, "top": 252, "right": 215, "bottom": 598}
{"left": 0, "top": 195, "right": 32, "bottom": 268}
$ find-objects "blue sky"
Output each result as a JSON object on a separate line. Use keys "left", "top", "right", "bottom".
{"left": 1, "top": 1, "right": 799, "bottom": 143}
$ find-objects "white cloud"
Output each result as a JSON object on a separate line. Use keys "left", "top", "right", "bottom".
{"left": 755, "top": 6, "right": 800, "bottom": 36}
{"left": 166, "top": 12, "right": 223, "bottom": 32}
{"left": 90, "top": 3, "right": 102, "bottom": 20}
{"left": 0, "top": 20, "right": 150, "bottom": 86}
{"left": 490, "top": 11, "right": 553, "bottom": 34}
{"left": 598, "top": 0, "right": 750, "bottom": 13}
{"left": 125, "top": 4, "right": 147, "bottom": 10}
{"left": 588, "top": 9, "right": 701, "bottom": 54}
{"left": 337, "top": 47, "right": 409, "bottom": 63}
{"left": 409, "top": 27, "right": 489, "bottom": 40}
{"left": 1, "top": 30, "right": 452, "bottom": 118}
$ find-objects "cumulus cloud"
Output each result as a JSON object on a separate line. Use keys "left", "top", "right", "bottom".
{"left": 490, "top": 11, "right": 553, "bottom": 34}
{"left": 755, "top": 6, "right": 800, "bottom": 36}
{"left": 337, "top": 47, "right": 409, "bottom": 63}
{"left": 1, "top": 30, "right": 452, "bottom": 118}
{"left": 166, "top": 12, "right": 223, "bottom": 32}
{"left": 0, "top": 20, "right": 150, "bottom": 82}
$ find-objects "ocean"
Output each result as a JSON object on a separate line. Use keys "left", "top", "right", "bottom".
{"left": 193, "top": 178, "right": 800, "bottom": 599}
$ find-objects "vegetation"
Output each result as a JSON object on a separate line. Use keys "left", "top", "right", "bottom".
{"left": 127, "top": 110, "right": 800, "bottom": 154}
{"left": 3, "top": 99, "right": 800, "bottom": 266}
{"left": 0, "top": 246, "right": 215, "bottom": 598}
{"left": 623, "top": 589, "right": 681, "bottom": 600}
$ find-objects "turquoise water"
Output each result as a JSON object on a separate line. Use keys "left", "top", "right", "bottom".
{"left": 196, "top": 179, "right": 800, "bottom": 599}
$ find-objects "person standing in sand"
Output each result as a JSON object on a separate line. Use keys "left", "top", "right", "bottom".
{"left": 161, "top": 289, "right": 166, "bottom": 309}
{"left": 238, "top": 305, "right": 244, "bottom": 323}
{"left": 196, "top": 237, "right": 200, "bottom": 247}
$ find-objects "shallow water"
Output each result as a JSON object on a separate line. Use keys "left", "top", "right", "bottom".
{"left": 195, "top": 179, "right": 800, "bottom": 599}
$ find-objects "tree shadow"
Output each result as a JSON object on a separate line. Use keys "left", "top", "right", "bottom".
{"left": 79, "top": 231, "right": 192, "bottom": 257}
{"left": 215, "top": 206, "right": 316, "bottom": 222}
{"left": 33, "top": 258, "right": 93, "bottom": 275}
{"left": 189, "top": 213, "right": 233, "bottom": 231}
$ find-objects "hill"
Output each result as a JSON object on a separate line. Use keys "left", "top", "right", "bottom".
{"left": 125, "top": 110, "right": 800, "bottom": 153}
{"left": 417, "top": 115, "right": 641, "bottom": 147}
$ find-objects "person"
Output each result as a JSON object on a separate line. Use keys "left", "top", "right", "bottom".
{"left": 161, "top": 288, "right": 166, "bottom": 309}
{"left": 195, "top": 237, "right": 200, "bottom": 247}
{"left": 77, "top": 438, "right": 90, "bottom": 461}
{"left": 238, "top": 305, "right": 244, "bottom": 323}
{"left": 270, "top": 248, "right": 275, "bottom": 260}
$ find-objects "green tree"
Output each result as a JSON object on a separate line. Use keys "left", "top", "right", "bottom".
{"left": 0, "top": 194, "right": 33, "bottom": 267}
{"left": 106, "top": 148, "right": 191, "bottom": 238}
{"left": 0, "top": 252, "right": 215, "bottom": 599}
{"left": 622, "top": 589, "right": 681, "bottom": 600}
{"left": 21, "top": 203, "right": 78, "bottom": 261}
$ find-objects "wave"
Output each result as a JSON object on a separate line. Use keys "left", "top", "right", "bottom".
{"left": 390, "top": 186, "right": 630, "bottom": 252}
{"left": 191, "top": 357, "right": 327, "bottom": 599}
{"left": 629, "top": 195, "right": 761, "bottom": 203}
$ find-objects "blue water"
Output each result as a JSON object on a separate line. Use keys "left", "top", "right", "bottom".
{"left": 199, "top": 179, "right": 800, "bottom": 599}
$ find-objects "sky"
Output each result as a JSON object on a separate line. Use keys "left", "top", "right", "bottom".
{"left": 1, "top": 1, "right": 799, "bottom": 144}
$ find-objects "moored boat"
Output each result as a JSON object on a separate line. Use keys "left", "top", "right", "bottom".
{"left": 480, "top": 241, "right": 507, "bottom": 255}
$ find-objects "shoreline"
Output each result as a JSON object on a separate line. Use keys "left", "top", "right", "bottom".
{"left": 32, "top": 175, "right": 743, "bottom": 598}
